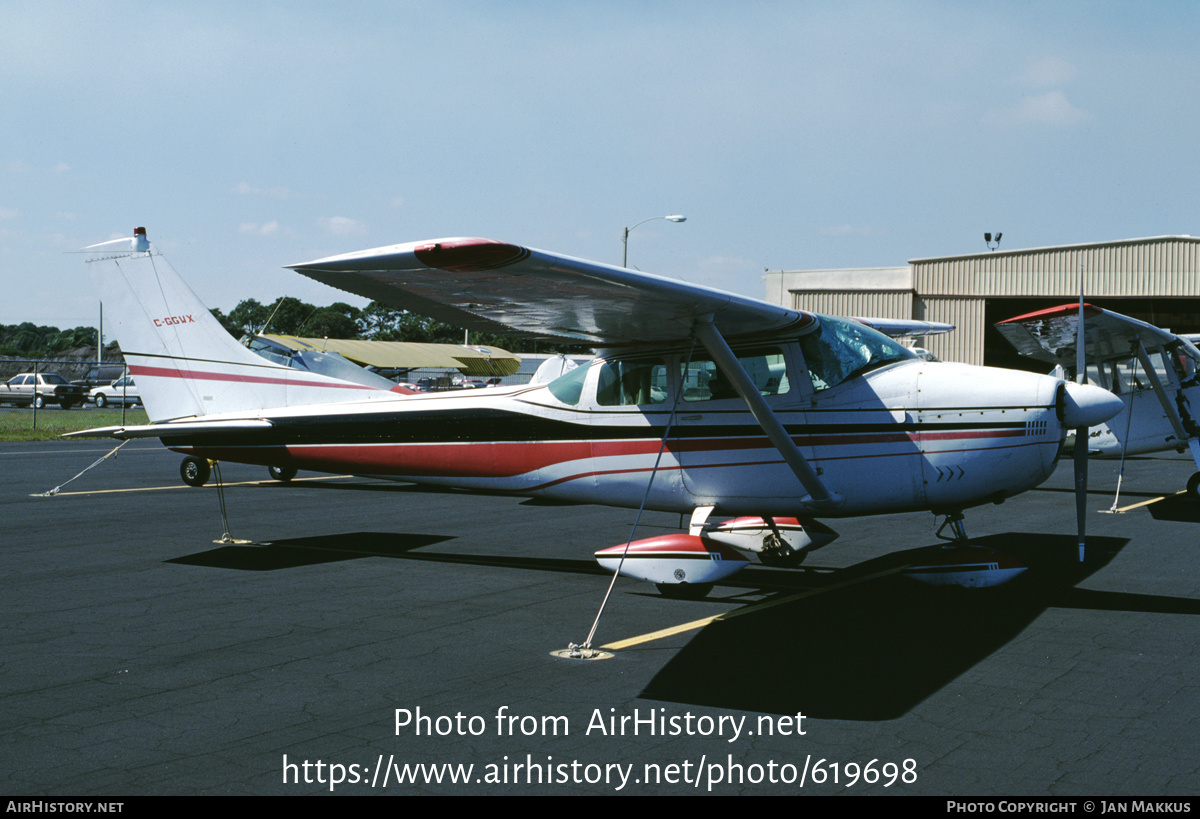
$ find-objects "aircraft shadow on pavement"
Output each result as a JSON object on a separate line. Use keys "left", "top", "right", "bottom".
{"left": 167, "top": 532, "right": 455, "bottom": 570}
{"left": 163, "top": 529, "right": 1200, "bottom": 721}
{"left": 166, "top": 531, "right": 609, "bottom": 577}
{"left": 1145, "top": 495, "right": 1200, "bottom": 523}
{"left": 634, "top": 532, "right": 1200, "bottom": 721}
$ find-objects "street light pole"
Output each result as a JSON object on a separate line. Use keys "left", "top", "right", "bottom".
{"left": 622, "top": 214, "right": 686, "bottom": 267}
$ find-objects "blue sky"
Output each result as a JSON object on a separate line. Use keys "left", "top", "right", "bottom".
{"left": 3, "top": 1, "right": 1199, "bottom": 330}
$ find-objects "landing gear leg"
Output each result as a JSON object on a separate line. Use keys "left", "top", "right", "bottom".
{"left": 911, "top": 512, "right": 1027, "bottom": 588}
{"left": 934, "top": 512, "right": 969, "bottom": 546}
{"left": 757, "top": 516, "right": 808, "bottom": 567}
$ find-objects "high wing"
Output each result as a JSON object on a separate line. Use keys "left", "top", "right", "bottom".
{"left": 995, "top": 303, "right": 1198, "bottom": 368}
{"left": 287, "top": 237, "right": 813, "bottom": 344}
{"left": 849, "top": 317, "right": 954, "bottom": 339}
{"left": 997, "top": 303, "right": 1200, "bottom": 495}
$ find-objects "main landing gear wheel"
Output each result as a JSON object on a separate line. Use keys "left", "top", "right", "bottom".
{"left": 180, "top": 456, "right": 211, "bottom": 487}
{"left": 655, "top": 582, "right": 714, "bottom": 600}
{"left": 1188, "top": 472, "right": 1200, "bottom": 499}
{"left": 268, "top": 465, "right": 297, "bottom": 482}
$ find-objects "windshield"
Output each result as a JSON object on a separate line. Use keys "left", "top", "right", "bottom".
{"left": 546, "top": 362, "right": 590, "bottom": 406}
{"left": 798, "top": 315, "right": 915, "bottom": 392}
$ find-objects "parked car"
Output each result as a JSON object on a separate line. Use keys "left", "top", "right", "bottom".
{"left": 0, "top": 373, "right": 87, "bottom": 409}
{"left": 88, "top": 376, "right": 140, "bottom": 407}
{"left": 73, "top": 364, "right": 127, "bottom": 390}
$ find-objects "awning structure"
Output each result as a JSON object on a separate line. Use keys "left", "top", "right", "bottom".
{"left": 260, "top": 335, "right": 521, "bottom": 377}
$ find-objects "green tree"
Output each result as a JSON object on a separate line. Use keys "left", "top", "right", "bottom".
{"left": 227, "top": 299, "right": 272, "bottom": 335}
{"left": 300, "top": 303, "right": 361, "bottom": 339}
{"left": 209, "top": 308, "right": 242, "bottom": 339}
{"left": 357, "top": 301, "right": 406, "bottom": 338}
{"left": 265, "top": 297, "right": 316, "bottom": 335}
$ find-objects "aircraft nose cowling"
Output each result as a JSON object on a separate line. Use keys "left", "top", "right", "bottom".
{"left": 1060, "top": 381, "right": 1124, "bottom": 428}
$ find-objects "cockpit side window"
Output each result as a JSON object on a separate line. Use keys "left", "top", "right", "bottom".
{"left": 681, "top": 347, "right": 790, "bottom": 402}
{"left": 798, "top": 315, "right": 915, "bottom": 392}
{"left": 596, "top": 359, "right": 668, "bottom": 406}
{"left": 546, "top": 362, "right": 590, "bottom": 406}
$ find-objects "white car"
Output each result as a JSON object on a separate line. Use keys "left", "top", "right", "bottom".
{"left": 89, "top": 376, "right": 140, "bottom": 407}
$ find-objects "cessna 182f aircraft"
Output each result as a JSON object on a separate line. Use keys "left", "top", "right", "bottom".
{"left": 73, "top": 229, "right": 1122, "bottom": 595}
{"left": 997, "top": 303, "right": 1200, "bottom": 497}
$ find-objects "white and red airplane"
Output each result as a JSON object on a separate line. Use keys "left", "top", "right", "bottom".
{"left": 74, "top": 229, "right": 1122, "bottom": 595}
{"left": 996, "top": 302, "right": 1200, "bottom": 498}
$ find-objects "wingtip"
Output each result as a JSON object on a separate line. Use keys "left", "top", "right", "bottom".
{"left": 286, "top": 237, "right": 522, "bottom": 273}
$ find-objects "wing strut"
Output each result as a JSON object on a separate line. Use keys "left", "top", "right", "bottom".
{"left": 1132, "top": 340, "right": 1192, "bottom": 445}
{"left": 693, "top": 318, "right": 843, "bottom": 512}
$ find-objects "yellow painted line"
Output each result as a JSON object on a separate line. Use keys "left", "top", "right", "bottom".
{"left": 1109, "top": 490, "right": 1186, "bottom": 513}
{"left": 36, "top": 474, "right": 355, "bottom": 497}
{"left": 600, "top": 566, "right": 905, "bottom": 651}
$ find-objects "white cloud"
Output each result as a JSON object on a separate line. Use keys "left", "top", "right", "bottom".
{"left": 1020, "top": 56, "right": 1078, "bottom": 89}
{"left": 985, "top": 90, "right": 1089, "bottom": 126}
{"left": 52, "top": 162, "right": 69, "bottom": 173}
{"left": 239, "top": 220, "right": 280, "bottom": 236}
{"left": 0, "top": 207, "right": 20, "bottom": 220}
{"left": 318, "top": 216, "right": 367, "bottom": 237}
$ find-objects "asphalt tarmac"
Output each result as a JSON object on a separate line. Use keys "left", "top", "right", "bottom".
{"left": 2, "top": 440, "right": 1198, "bottom": 796}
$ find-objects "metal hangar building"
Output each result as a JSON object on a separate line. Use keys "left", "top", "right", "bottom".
{"left": 764, "top": 235, "right": 1200, "bottom": 369}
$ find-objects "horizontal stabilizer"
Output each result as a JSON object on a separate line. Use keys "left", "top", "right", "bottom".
{"left": 65, "top": 419, "right": 274, "bottom": 440}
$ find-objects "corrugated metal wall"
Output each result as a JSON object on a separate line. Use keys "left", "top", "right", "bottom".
{"left": 914, "top": 237, "right": 1200, "bottom": 297}
{"left": 916, "top": 297, "right": 987, "bottom": 364}
{"left": 777, "top": 237, "right": 1200, "bottom": 365}
{"left": 789, "top": 290, "right": 913, "bottom": 320}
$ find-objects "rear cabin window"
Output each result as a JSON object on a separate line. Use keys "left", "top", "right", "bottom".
{"left": 681, "top": 348, "right": 789, "bottom": 402}
{"left": 596, "top": 359, "right": 668, "bottom": 406}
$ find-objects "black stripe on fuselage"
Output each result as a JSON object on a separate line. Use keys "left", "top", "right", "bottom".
{"left": 156, "top": 406, "right": 1038, "bottom": 447}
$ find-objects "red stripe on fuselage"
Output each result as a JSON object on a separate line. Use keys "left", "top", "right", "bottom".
{"left": 129, "top": 364, "right": 377, "bottom": 391}
{"left": 182, "top": 427, "right": 1040, "bottom": 483}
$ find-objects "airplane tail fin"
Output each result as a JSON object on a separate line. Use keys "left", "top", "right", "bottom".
{"left": 83, "top": 228, "right": 390, "bottom": 422}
